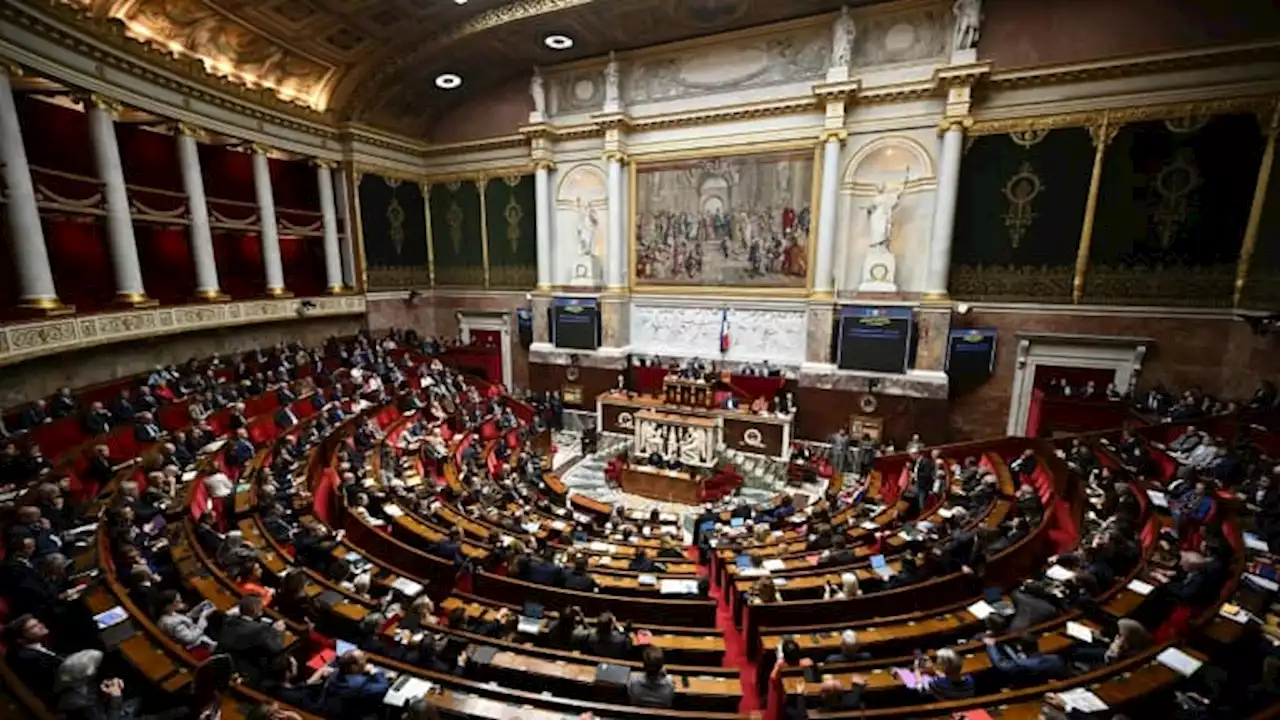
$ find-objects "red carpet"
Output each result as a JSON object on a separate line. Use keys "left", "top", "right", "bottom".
{"left": 693, "top": 550, "right": 761, "bottom": 713}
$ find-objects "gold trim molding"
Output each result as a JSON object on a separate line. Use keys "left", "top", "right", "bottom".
{"left": 0, "top": 294, "right": 367, "bottom": 368}
{"left": 970, "top": 95, "right": 1277, "bottom": 136}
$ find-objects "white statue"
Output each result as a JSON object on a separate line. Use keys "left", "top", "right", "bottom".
{"left": 529, "top": 67, "right": 546, "bottom": 116}
{"left": 867, "top": 179, "right": 905, "bottom": 250}
{"left": 575, "top": 199, "right": 599, "bottom": 256}
{"left": 952, "top": 0, "right": 982, "bottom": 52}
{"left": 679, "top": 428, "right": 703, "bottom": 466}
{"left": 830, "top": 6, "right": 855, "bottom": 71}
{"left": 603, "top": 51, "right": 621, "bottom": 110}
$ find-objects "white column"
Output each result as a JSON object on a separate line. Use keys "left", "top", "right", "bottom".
{"left": 86, "top": 95, "right": 148, "bottom": 303}
{"left": 316, "top": 162, "right": 343, "bottom": 293}
{"left": 0, "top": 66, "right": 60, "bottom": 308}
{"left": 925, "top": 122, "right": 965, "bottom": 298}
{"left": 251, "top": 145, "right": 287, "bottom": 296}
{"left": 605, "top": 153, "right": 626, "bottom": 289}
{"left": 533, "top": 161, "right": 553, "bottom": 289}
{"left": 813, "top": 132, "right": 844, "bottom": 295}
{"left": 175, "top": 125, "right": 222, "bottom": 300}
{"left": 334, "top": 168, "right": 357, "bottom": 288}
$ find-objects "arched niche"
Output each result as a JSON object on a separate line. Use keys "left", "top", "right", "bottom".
{"left": 554, "top": 164, "right": 609, "bottom": 285}
{"left": 836, "top": 135, "right": 938, "bottom": 293}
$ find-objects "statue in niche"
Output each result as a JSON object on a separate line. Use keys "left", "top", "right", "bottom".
{"left": 603, "top": 51, "right": 621, "bottom": 110}
{"left": 952, "top": 0, "right": 982, "bottom": 53}
{"left": 867, "top": 178, "right": 906, "bottom": 250}
{"left": 575, "top": 199, "right": 599, "bottom": 257}
{"left": 529, "top": 67, "right": 546, "bottom": 117}
{"left": 829, "top": 6, "right": 855, "bottom": 71}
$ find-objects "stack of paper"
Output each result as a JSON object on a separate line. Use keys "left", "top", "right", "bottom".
{"left": 1147, "top": 490, "right": 1169, "bottom": 508}
{"left": 1243, "top": 532, "right": 1270, "bottom": 552}
{"left": 1045, "top": 564, "right": 1076, "bottom": 582}
{"left": 966, "top": 600, "right": 994, "bottom": 620}
{"left": 1057, "top": 688, "right": 1109, "bottom": 713}
{"left": 382, "top": 504, "right": 405, "bottom": 518}
{"left": 1156, "top": 647, "right": 1204, "bottom": 677}
{"left": 1127, "top": 578, "right": 1156, "bottom": 595}
{"left": 659, "top": 579, "right": 700, "bottom": 595}
{"left": 1065, "top": 621, "right": 1093, "bottom": 643}
{"left": 763, "top": 558, "right": 787, "bottom": 572}
{"left": 391, "top": 577, "right": 423, "bottom": 598}
{"left": 637, "top": 574, "right": 658, "bottom": 586}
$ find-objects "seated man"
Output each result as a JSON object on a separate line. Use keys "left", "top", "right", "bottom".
{"left": 983, "top": 634, "right": 1068, "bottom": 681}
{"left": 227, "top": 429, "right": 256, "bottom": 467}
{"left": 824, "top": 630, "right": 872, "bottom": 664}
{"left": 82, "top": 402, "right": 113, "bottom": 436}
{"left": 134, "top": 412, "right": 163, "bottom": 443}
{"left": 628, "top": 647, "right": 675, "bottom": 708}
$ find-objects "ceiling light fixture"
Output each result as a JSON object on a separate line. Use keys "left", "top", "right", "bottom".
{"left": 544, "top": 34, "right": 574, "bottom": 50}
{"left": 435, "top": 73, "right": 463, "bottom": 90}
{"left": 454, "top": 0, "right": 468, "bottom": 4}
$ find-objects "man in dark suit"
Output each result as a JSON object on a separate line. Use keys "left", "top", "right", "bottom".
{"left": 49, "top": 387, "right": 77, "bottom": 418}
{"left": 276, "top": 383, "right": 297, "bottom": 406}
{"left": 823, "top": 630, "right": 873, "bottom": 664}
{"left": 134, "top": 412, "right": 163, "bottom": 443}
{"left": 983, "top": 634, "right": 1068, "bottom": 681}
{"left": 907, "top": 449, "right": 936, "bottom": 517}
{"left": 524, "top": 548, "right": 565, "bottom": 586}
{"left": 134, "top": 386, "right": 160, "bottom": 415}
{"left": 1009, "top": 449, "right": 1038, "bottom": 482}
{"left": 3, "top": 614, "right": 64, "bottom": 702}
{"left": 320, "top": 650, "right": 391, "bottom": 717}
{"left": 427, "top": 527, "right": 466, "bottom": 565}
{"left": 18, "top": 400, "right": 50, "bottom": 430}
{"left": 110, "top": 389, "right": 136, "bottom": 424}
{"left": 563, "top": 555, "right": 598, "bottom": 592}
{"left": 274, "top": 405, "right": 298, "bottom": 430}
{"left": 218, "top": 595, "right": 287, "bottom": 685}
{"left": 227, "top": 429, "right": 256, "bottom": 467}
{"left": 86, "top": 444, "right": 117, "bottom": 488}
{"left": 82, "top": 401, "right": 113, "bottom": 436}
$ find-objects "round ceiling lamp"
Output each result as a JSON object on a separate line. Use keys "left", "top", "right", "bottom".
{"left": 435, "top": 73, "right": 462, "bottom": 90}
{"left": 453, "top": 0, "right": 468, "bottom": 5}
{"left": 544, "top": 34, "right": 574, "bottom": 51}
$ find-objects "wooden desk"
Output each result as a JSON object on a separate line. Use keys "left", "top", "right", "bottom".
{"left": 620, "top": 464, "right": 703, "bottom": 505}
{"left": 598, "top": 391, "right": 792, "bottom": 460}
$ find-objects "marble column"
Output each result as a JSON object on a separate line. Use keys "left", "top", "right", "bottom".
{"left": 813, "top": 131, "right": 845, "bottom": 295}
{"left": 604, "top": 152, "right": 626, "bottom": 290}
{"left": 334, "top": 169, "right": 357, "bottom": 289}
{"left": 175, "top": 124, "right": 223, "bottom": 300}
{"left": 533, "top": 160, "right": 553, "bottom": 290}
{"left": 251, "top": 145, "right": 288, "bottom": 296}
{"left": 0, "top": 65, "right": 61, "bottom": 309}
{"left": 86, "top": 95, "right": 150, "bottom": 304}
{"left": 924, "top": 121, "right": 965, "bottom": 298}
{"left": 531, "top": 295, "right": 551, "bottom": 345}
{"left": 316, "top": 162, "right": 344, "bottom": 293}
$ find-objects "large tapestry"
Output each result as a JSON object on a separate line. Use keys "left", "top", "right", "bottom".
{"left": 634, "top": 150, "right": 813, "bottom": 289}
{"left": 484, "top": 174, "right": 538, "bottom": 289}
{"left": 1240, "top": 148, "right": 1280, "bottom": 310}
{"left": 358, "top": 173, "right": 429, "bottom": 290}
{"left": 1085, "top": 114, "right": 1264, "bottom": 307}
{"left": 428, "top": 181, "right": 485, "bottom": 287}
{"left": 949, "top": 128, "right": 1094, "bottom": 303}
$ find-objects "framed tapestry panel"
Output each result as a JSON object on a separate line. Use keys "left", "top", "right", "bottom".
{"left": 1085, "top": 114, "right": 1264, "bottom": 307}
{"left": 950, "top": 128, "right": 1093, "bottom": 303}
{"left": 358, "top": 173, "right": 429, "bottom": 291}
{"left": 1240, "top": 142, "right": 1280, "bottom": 311}
{"left": 484, "top": 174, "right": 538, "bottom": 289}
{"left": 429, "top": 181, "right": 486, "bottom": 287}
{"left": 632, "top": 149, "right": 814, "bottom": 289}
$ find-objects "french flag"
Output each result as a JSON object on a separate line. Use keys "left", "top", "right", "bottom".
{"left": 719, "top": 308, "right": 730, "bottom": 353}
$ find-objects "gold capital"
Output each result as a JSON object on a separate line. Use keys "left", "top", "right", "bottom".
{"left": 533, "top": 159, "right": 557, "bottom": 172}
{"left": 176, "top": 121, "right": 207, "bottom": 141}
{"left": 937, "top": 116, "right": 973, "bottom": 135}
{"left": 819, "top": 129, "right": 848, "bottom": 144}
{"left": 313, "top": 159, "right": 337, "bottom": 170}
{"left": 250, "top": 142, "right": 272, "bottom": 156}
{"left": 602, "top": 150, "right": 629, "bottom": 165}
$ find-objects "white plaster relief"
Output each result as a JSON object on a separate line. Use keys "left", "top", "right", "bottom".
{"left": 630, "top": 305, "right": 806, "bottom": 365}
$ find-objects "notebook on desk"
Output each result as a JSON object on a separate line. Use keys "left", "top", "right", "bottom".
{"left": 383, "top": 675, "right": 435, "bottom": 707}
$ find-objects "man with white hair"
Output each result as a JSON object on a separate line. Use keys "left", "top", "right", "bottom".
{"left": 823, "top": 629, "right": 872, "bottom": 664}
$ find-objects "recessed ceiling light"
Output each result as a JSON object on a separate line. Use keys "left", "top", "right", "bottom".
{"left": 435, "top": 73, "right": 462, "bottom": 90}
{"left": 453, "top": 0, "right": 468, "bottom": 5}
{"left": 544, "top": 34, "right": 574, "bottom": 51}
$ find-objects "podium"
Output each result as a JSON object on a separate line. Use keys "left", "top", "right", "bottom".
{"left": 663, "top": 377, "right": 714, "bottom": 408}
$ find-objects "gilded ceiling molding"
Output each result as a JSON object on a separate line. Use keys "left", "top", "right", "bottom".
{"left": 421, "top": 164, "right": 535, "bottom": 185}
{"left": 986, "top": 40, "right": 1280, "bottom": 91}
{"left": 968, "top": 95, "right": 1277, "bottom": 136}
{"left": 3, "top": 0, "right": 339, "bottom": 139}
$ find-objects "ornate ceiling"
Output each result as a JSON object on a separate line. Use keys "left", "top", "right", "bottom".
{"left": 55, "top": 0, "right": 882, "bottom": 137}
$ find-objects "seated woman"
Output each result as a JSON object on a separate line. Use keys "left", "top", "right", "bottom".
{"left": 235, "top": 562, "right": 276, "bottom": 608}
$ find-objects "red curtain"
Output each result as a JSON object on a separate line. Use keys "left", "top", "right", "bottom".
{"left": 117, "top": 124, "right": 182, "bottom": 190}
{"left": 1026, "top": 388, "right": 1045, "bottom": 438}
{"left": 278, "top": 235, "right": 326, "bottom": 297}
{"left": 199, "top": 144, "right": 255, "bottom": 203}
{"left": 137, "top": 226, "right": 196, "bottom": 305}
{"left": 46, "top": 217, "right": 114, "bottom": 312}
{"left": 269, "top": 157, "right": 319, "bottom": 210}
{"left": 213, "top": 231, "right": 266, "bottom": 299}
{"left": 17, "top": 95, "right": 94, "bottom": 177}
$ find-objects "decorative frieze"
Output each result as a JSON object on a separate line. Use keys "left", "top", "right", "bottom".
{"left": 0, "top": 295, "right": 366, "bottom": 367}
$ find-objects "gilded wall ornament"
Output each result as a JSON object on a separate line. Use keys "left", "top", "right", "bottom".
{"left": 504, "top": 195, "right": 524, "bottom": 253}
{"left": 1008, "top": 129, "right": 1049, "bottom": 147}
{"left": 385, "top": 195, "right": 406, "bottom": 256}
{"left": 1152, "top": 151, "right": 1200, "bottom": 248}
{"left": 447, "top": 202, "right": 465, "bottom": 254}
{"left": 1001, "top": 161, "right": 1042, "bottom": 248}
